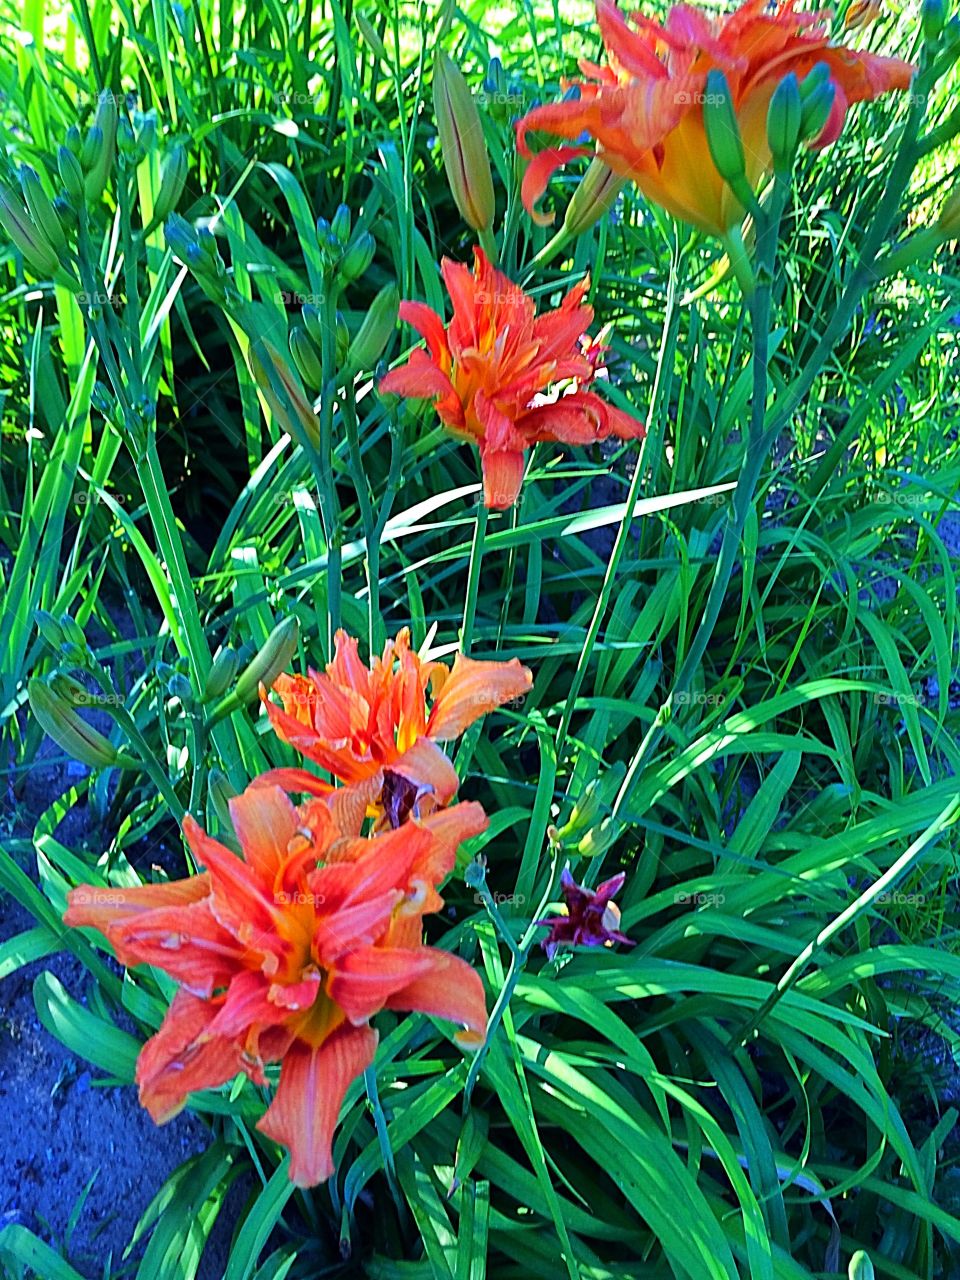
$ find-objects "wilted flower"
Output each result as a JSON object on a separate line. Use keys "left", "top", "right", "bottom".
{"left": 379, "top": 247, "right": 643, "bottom": 509}
{"left": 259, "top": 627, "right": 532, "bottom": 817}
{"left": 515, "top": 0, "right": 914, "bottom": 236}
{"left": 536, "top": 868, "right": 634, "bottom": 960}
{"left": 65, "top": 785, "right": 489, "bottom": 1186}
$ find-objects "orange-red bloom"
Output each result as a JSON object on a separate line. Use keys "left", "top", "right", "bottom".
{"left": 260, "top": 627, "right": 532, "bottom": 816}
{"left": 379, "top": 247, "right": 644, "bottom": 509}
{"left": 65, "top": 785, "right": 489, "bottom": 1186}
{"left": 515, "top": 0, "right": 914, "bottom": 236}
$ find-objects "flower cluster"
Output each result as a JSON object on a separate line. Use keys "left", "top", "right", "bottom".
{"left": 65, "top": 629, "right": 536, "bottom": 1186}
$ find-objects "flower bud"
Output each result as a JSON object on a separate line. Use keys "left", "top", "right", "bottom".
{"left": 923, "top": 0, "right": 947, "bottom": 40}
{"left": 152, "top": 144, "right": 188, "bottom": 226}
{"left": 766, "top": 73, "right": 802, "bottom": 171}
{"left": 203, "top": 648, "right": 239, "bottom": 701}
{"left": 576, "top": 816, "right": 623, "bottom": 860}
{"left": 248, "top": 339, "right": 321, "bottom": 450}
{"left": 20, "top": 166, "right": 66, "bottom": 253}
{"left": 340, "top": 230, "right": 375, "bottom": 282}
{"left": 233, "top": 616, "right": 300, "bottom": 706}
{"left": 0, "top": 185, "right": 59, "bottom": 277}
{"left": 799, "top": 81, "right": 836, "bottom": 142}
{"left": 331, "top": 203, "right": 352, "bottom": 244}
{"left": 58, "top": 146, "right": 86, "bottom": 204}
{"left": 356, "top": 12, "right": 390, "bottom": 62}
{"left": 289, "top": 325, "right": 324, "bottom": 389}
{"left": 64, "top": 125, "right": 83, "bottom": 156}
{"left": 301, "top": 301, "right": 324, "bottom": 347}
{"left": 35, "top": 610, "right": 66, "bottom": 649}
{"left": 799, "top": 62, "right": 832, "bottom": 100}
{"left": 28, "top": 678, "right": 129, "bottom": 770}
{"left": 335, "top": 311, "right": 350, "bottom": 363}
{"left": 562, "top": 158, "right": 624, "bottom": 238}
{"left": 346, "top": 283, "right": 399, "bottom": 374}
{"left": 433, "top": 50, "right": 495, "bottom": 232}
{"left": 703, "top": 70, "right": 745, "bottom": 185}
{"left": 84, "top": 91, "right": 118, "bottom": 197}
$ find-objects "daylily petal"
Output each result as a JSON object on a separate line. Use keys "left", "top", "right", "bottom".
{"left": 257, "top": 1025, "right": 378, "bottom": 1187}
{"left": 137, "top": 990, "right": 244, "bottom": 1123}
{"left": 65, "top": 875, "right": 211, "bottom": 934}
{"left": 379, "top": 349, "right": 457, "bottom": 402}
{"left": 427, "top": 652, "right": 532, "bottom": 741}
{"left": 228, "top": 784, "right": 302, "bottom": 884}
{"left": 107, "top": 899, "right": 252, "bottom": 997}
{"left": 383, "top": 950, "right": 488, "bottom": 1048}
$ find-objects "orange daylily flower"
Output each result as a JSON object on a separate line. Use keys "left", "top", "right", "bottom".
{"left": 378, "top": 247, "right": 644, "bottom": 509}
{"left": 65, "top": 785, "right": 489, "bottom": 1187}
{"left": 259, "top": 627, "right": 532, "bottom": 816}
{"left": 515, "top": 0, "right": 915, "bottom": 236}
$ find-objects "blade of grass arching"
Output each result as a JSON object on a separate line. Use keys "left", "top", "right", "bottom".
{"left": 0, "top": 925, "right": 59, "bottom": 979}
{"left": 0, "top": 1225, "right": 89, "bottom": 1280}
{"left": 221, "top": 1164, "right": 296, "bottom": 1280}
{"left": 133, "top": 1146, "right": 237, "bottom": 1280}
{"left": 525, "top": 1051, "right": 740, "bottom": 1280}
{"left": 33, "top": 971, "right": 140, "bottom": 1080}
{"left": 721, "top": 751, "right": 801, "bottom": 866}
{"left": 730, "top": 795, "right": 960, "bottom": 1047}
{"left": 394, "top": 1148, "right": 456, "bottom": 1280}
{"left": 858, "top": 611, "right": 930, "bottom": 783}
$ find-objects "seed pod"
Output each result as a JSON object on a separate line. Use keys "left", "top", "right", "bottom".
{"left": 766, "top": 73, "right": 802, "bottom": 171}
{"left": 346, "top": 283, "right": 399, "bottom": 374}
{"left": 433, "top": 50, "right": 495, "bottom": 232}
{"left": 28, "top": 678, "right": 129, "bottom": 769}
{"left": 204, "top": 647, "right": 240, "bottom": 700}
{"left": 340, "top": 230, "right": 375, "bottom": 282}
{"left": 152, "top": 144, "right": 188, "bottom": 225}
{"left": 58, "top": 146, "right": 86, "bottom": 204}
{"left": 20, "top": 165, "right": 66, "bottom": 253}
{"left": 290, "top": 325, "right": 324, "bottom": 389}
{"left": 562, "top": 158, "right": 624, "bottom": 238}
{"left": 703, "top": 70, "right": 745, "bottom": 185}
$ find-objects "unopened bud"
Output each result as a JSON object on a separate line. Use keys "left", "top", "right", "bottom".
{"left": 203, "top": 647, "right": 240, "bottom": 701}
{"left": 340, "top": 230, "right": 375, "bottom": 282}
{"left": 576, "top": 816, "right": 623, "bottom": 859}
{"left": 58, "top": 146, "right": 85, "bottom": 204}
{"left": 0, "top": 185, "right": 59, "bottom": 277}
{"left": 346, "top": 283, "right": 398, "bottom": 375}
{"left": 20, "top": 166, "right": 66, "bottom": 253}
{"left": 562, "top": 158, "right": 624, "bottom": 238}
{"left": 207, "top": 616, "right": 300, "bottom": 725}
{"left": 290, "top": 325, "right": 323, "bottom": 389}
{"left": 766, "top": 73, "right": 802, "bottom": 171}
{"left": 434, "top": 51, "right": 495, "bottom": 232}
{"left": 84, "top": 91, "right": 118, "bottom": 197}
{"left": 703, "top": 70, "right": 745, "bottom": 185}
{"left": 331, "top": 203, "right": 352, "bottom": 244}
{"left": 28, "top": 678, "right": 130, "bottom": 769}
{"left": 152, "top": 145, "right": 188, "bottom": 226}
{"left": 799, "top": 81, "right": 836, "bottom": 142}
{"left": 64, "top": 125, "right": 83, "bottom": 157}
{"left": 848, "top": 1252, "right": 875, "bottom": 1280}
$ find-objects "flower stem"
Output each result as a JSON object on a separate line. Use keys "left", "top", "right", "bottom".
{"left": 459, "top": 500, "right": 488, "bottom": 655}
